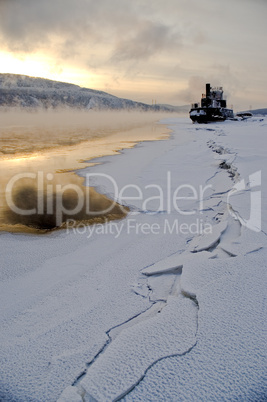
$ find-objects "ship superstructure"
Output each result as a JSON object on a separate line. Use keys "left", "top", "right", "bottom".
{"left": 189, "top": 83, "right": 234, "bottom": 123}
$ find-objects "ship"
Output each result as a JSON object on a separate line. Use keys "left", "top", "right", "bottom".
{"left": 189, "top": 83, "right": 234, "bottom": 123}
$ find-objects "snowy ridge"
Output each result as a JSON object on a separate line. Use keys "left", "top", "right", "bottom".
{"left": 0, "top": 74, "right": 179, "bottom": 112}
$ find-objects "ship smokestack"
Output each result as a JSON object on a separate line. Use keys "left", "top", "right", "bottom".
{"left": 206, "top": 83, "right": 211, "bottom": 97}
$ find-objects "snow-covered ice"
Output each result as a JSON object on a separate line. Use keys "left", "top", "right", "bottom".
{"left": 0, "top": 117, "right": 266, "bottom": 401}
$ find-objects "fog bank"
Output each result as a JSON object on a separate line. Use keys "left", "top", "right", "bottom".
{"left": 0, "top": 110, "right": 174, "bottom": 155}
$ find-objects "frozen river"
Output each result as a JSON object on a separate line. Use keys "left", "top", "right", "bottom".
{"left": 0, "top": 115, "right": 266, "bottom": 401}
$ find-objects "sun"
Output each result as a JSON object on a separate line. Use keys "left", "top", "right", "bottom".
{"left": 0, "top": 51, "right": 53, "bottom": 79}
{"left": 0, "top": 51, "right": 94, "bottom": 88}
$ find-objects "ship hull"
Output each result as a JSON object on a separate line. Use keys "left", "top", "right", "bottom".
{"left": 189, "top": 107, "right": 233, "bottom": 123}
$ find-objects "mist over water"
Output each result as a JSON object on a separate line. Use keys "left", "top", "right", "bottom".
{"left": 0, "top": 110, "right": 171, "bottom": 233}
{"left": 0, "top": 110, "right": 170, "bottom": 155}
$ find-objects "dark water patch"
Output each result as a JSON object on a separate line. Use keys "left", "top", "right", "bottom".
{"left": 1, "top": 178, "right": 128, "bottom": 234}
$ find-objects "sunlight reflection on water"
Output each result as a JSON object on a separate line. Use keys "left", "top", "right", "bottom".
{"left": 0, "top": 111, "right": 171, "bottom": 233}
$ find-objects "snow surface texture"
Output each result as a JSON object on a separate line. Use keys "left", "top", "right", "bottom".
{"left": 0, "top": 117, "right": 266, "bottom": 401}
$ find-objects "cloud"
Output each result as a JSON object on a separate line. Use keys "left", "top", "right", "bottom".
{"left": 0, "top": 0, "right": 266, "bottom": 109}
{"left": 177, "top": 70, "right": 243, "bottom": 106}
{"left": 178, "top": 76, "right": 206, "bottom": 103}
{"left": 111, "top": 20, "right": 182, "bottom": 62}
{"left": 0, "top": 0, "right": 97, "bottom": 52}
{"left": 0, "top": 0, "right": 182, "bottom": 68}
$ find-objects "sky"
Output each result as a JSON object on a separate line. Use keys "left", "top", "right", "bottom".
{"left": 0, "top": 0, "right": 266, "bottom": 110}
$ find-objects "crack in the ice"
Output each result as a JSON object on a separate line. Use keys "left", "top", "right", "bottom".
{"left": 75, "top": 264, "right": 197, "bottom": 400}
{"left": 245, "top": 246, "right": 263, "bottom": 255}
{"left": 66, "top": 131, "right": 258, "bottom": 400}
{"left": 207, "top": 139, "right": 259, "bottom": 251}
{"left": 134, "top": 209, "right": 167, "bottom": 215}
{"left": 199, "top": 199, "right": 223, "bottom": 213}
{"left": 108, "top": 305, "right": 157, "bottom": 336}
{"left": 113, "top": 134, "right": 253, "bottom": 400}
{"left": 131, "top": 289, "right": 147, "bottom": 298}
{"left": 191, "top": 238, "right": 221, "bottom": 253}
{"left": 211, "top": 189, "right": 231, "bottom": 196}
{"left": 71, "top": 305, "right": 156, "bottom": 387}
{"left": 103, "top": 133, "right": 263, "bottom": 399}
{"left": 207, "top": 140, "right": 231, "bottom": 155}
{"left": 219, "top": 247, "right": 237, "bottom": 257}
{"left": 229, "top": 204, "right": 264, "bottom": 235}
{"left": 207, "top": 140, "right": 239, "bottom": 182}
{"left": 207, "top": 136, "right": 266, "bottom": 243}
{"left": 143, "top": 265, "right": 183, "bottom": 277}
{"left": 206, "top": 170, "right": 220, "bottom": 184}
{"left": 116, "top": 291, "right": 199, "bottom": 402}
{"left": 116, "top": 345, "right": 199, "bottom": 401}
{"left": 72, "top": 339, "right": 110, "bottom": 386}
{"left": 71, "top": 273, "right": 187, "bottom": 400}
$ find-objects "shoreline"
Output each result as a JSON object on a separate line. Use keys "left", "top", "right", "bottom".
{"left": 0, "top": 113, "right": 172, "bottom": 233}
{"left": 0, "top": 116, "right": 266, "bottom": 401}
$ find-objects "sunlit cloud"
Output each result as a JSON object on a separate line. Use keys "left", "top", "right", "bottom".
{"left": 0, "top": 0, "right": 266, "bottom": 108}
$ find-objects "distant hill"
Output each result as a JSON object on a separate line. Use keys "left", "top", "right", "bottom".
{"left": 0, "top": 74, "right": 184, "bottom": 113}
{"left": 156, "top": 103, "right": 190, "bottom": 113}
{"left": 239, "top": 108, "right": 267, "bottom": 116}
